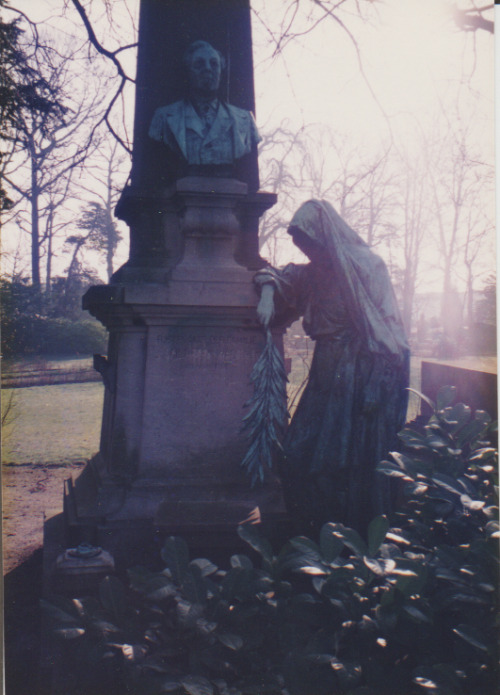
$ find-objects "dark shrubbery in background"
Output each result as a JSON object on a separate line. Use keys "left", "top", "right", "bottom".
{"left": 2, "top": 314, "right": 106, "bottom": 357}
{"left": 43, "top": 389, "right": 499, "bottom": 695}
{"left": 1, "top": 276, "right": 106, "bottom": 357}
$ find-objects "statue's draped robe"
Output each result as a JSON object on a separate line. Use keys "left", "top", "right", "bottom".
{"left": 256, "top": 200, "right": 409, "bottom": 533}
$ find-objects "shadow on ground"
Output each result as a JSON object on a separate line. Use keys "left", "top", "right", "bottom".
{"left": 4, "top": 549, "right": 49, "bottom": 695}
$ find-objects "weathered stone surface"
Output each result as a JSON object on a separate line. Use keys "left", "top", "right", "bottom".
{"left": 44, "top": 2, "right": 286, "bottom": 586}
{"left": 132, "top": 0, "right": 259, "bottom": 192}
{"left": 114, "top": 177, "right": 274, "bottom": 280}
{"left": 64, "top": 177, "right": 286, "bottom": 563}
{"left": 421, "top": 360, "right": 497, "bottom": 418}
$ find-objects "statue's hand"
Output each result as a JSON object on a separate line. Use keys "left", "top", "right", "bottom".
{"left": 256, "top": 284, "right": 275, "bottom": 328}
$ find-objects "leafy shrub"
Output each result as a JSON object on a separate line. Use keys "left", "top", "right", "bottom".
{"left": 43, "top": 387, "right": 498, "bottom": 695}
{"left": 2, "top": 314, "right": 106, "bottom": 356}
{"left": 1, "top": 276, "right": 106, "bottom": 356}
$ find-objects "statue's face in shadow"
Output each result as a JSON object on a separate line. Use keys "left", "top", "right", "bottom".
{"left": 289, "top": 226, "right": 326, "bottom": 265}
{"left": 188, "top": 45, "right": 222, "bottom": 95}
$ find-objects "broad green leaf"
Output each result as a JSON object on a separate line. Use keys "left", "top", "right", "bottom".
{"left": 297, "top": 565, "right": 327, "bottom": 576}
{"left": 40, "top": 599, "right": 81, "bottom": 625}
{"left": 425, "top": 433, "right": 449, "bottom": 449}
{"left": 392, "top": 566, "right": 418, "bottom": 577}
{"left": 456, "top": 415, "right": 491, "bottom": 448}
{"left": 407, "top": 388, "right": 435, "bottom": 412}
{"left": 160, "top": 681, "right": 181, "bottom": 692}
{"left": 376, "top": 460, "right": 409, "bottom": 478}
{"left": 398, "top": 428, "right": 428, "bottom": 447}
{"left": 190, "top": 558, "right": 218, "bottom": 577}
{"left": 413, "top": 677, "right": 438, "bottom": 690}
{"left": 290, "top": 536, "right": 321, "bottom": 560}
{"left": 389, "top": 450, "right": 418, "bottom": 472}
{"left": 440, "top": 402, "right": 471, "bottom": 428}
{"left": 91, "top": 620, "right": 121, "bottom": 636}
{"left": 436, "top": 385, "right": 456, "bottom": 410}
{"left": 145, "top": 576, "right": 177, "bottom": 601}
{"left": 182, "top": 565, "right": 207, "bottom": 605}
{"left": 237, "top": 523, "right": 273, "bottom": 562}
{"left": 127, "top": 565, "right": 155, "bottom": 591}
{"left": 485, "top": 520, "right": 500, "bottom": 538}
{"left": 320, "top": 523, "right": 344, "bottom": 562}
{"left": 180, "top": 675, "right": 214, "bottom": 695}
{"left": 403, "top": 604, "right": 432, "bottom": 623}
{"left": 385, "top": 531, "right": 411, "bottom": 546}
{"left": 404, "top": 481, "right": 428, "bottom": 496}
{"left": 474, "top": 409, "right": 492, "bottom": 425}
{"left": 230, "top": 554, "right": 253, "bottom": 570}
{"left": 195, "top": 618, "right": 217, "bottom": 635}
{"left": 333, "top": 525, "right": 368, "bottom": 556}
{"left": 161, "top": 537, "right": 190, "bottom": 585}
{"left": 53, "top": 627, "right": 85, "bottom": 639}
{"left": 453, "top": 624, "right": 489, "bottom": 651}
{"left": 363, "top": 557, "right": 396, "bottom": 576}
{"left": 176, "top": 600, "right": 204, "bottom": 627}
{"left": 367, "top": 516, "right": 389, "bottom": 556}
{"left": 460, "top": 494, "right": 485, "bottom": 511}
{"left": 99, "top": 576, "right": 128, "bottom": 622}
{"left": 431, "top": 472, "right": 463, "bottom": 495}
{"left": 304, "top": 653, "right": 335, "bottom": 664}
{"left": 218, "top": 633, "right": 244, "bottom": 650}
{"left": 469, "top": 447, "right": 496, "bottom": 462}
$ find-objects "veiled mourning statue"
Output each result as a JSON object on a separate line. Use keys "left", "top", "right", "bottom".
{"left": 149, "top": 40, "right": 261, "bottom": 181}
{"left": 255, "top": 200, "right": 410, "bottom": 534}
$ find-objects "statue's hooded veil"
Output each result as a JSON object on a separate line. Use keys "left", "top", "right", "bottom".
{"left": 289, "top": 200, "right": 409, "bottom": 363}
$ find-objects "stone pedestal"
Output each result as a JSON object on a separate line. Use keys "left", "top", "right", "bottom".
{"left": 63, "top": 178, "right": 287, "bottom": 566}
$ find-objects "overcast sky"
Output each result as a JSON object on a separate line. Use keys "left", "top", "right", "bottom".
{"left": 4, "top": 1, "right": 496, "bottom": 288}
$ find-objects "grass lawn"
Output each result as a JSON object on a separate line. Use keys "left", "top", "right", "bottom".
{"left": 2, "top": 355, "right": 426, "bottom": 469}
{"left": 2, "top": 381, "right": 104, "bottom": 466}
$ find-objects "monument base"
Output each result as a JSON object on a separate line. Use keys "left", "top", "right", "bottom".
{"left": 43, "top": 175, "right": 289, "bottom": 591}
{"left": 59, "top": 452, "right": 288, "bottom": 571}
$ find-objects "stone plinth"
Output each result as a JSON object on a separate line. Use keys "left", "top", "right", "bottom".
{"left": 64, "top": 178, "right": 286, "bottom": 564}
{"left": 421, "top": 359, "right": 497, "bottom": 419}
{"left": 114, "top": 177, "right": 274, "bottom": 282}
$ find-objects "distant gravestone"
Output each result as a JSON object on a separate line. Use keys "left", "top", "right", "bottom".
{"left": 53, "top": 0, "right": 287, "bottom": 568}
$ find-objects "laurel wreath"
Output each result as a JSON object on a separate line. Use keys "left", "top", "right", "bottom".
{"left": 240, "top": 329, "right": 288, "bottom": 487}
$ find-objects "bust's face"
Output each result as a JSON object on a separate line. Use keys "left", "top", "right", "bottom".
{"left": 188, "top": 45, "right": 221, "bottom": 95}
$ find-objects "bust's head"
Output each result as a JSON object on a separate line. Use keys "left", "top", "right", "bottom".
{"left": 182, "top": 41, "right": 225, "bottom": 98}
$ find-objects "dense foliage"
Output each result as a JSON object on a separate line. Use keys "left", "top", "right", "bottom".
{"left": 1, "top": 277, "right": 106, "bottom": 356}
{"left": 43, "top": 388, "right": 498, "bottom": 695}
{"left": 0, "top": 12, "right": 66, "bottom": 211}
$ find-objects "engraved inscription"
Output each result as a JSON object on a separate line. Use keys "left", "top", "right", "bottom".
{"left": 154, "top": 333, "right": 263, "bottom": 367}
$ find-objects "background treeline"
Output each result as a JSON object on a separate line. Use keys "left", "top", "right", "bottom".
{"left": 1, "top": 276, "right": 106, "bottom": 357}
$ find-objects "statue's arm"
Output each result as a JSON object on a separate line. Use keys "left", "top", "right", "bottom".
{"left": 254, "top": 263, "right": 307, "bottom": 327}
{"left": 256, "top": 283, "right": 275, "bottom": 328}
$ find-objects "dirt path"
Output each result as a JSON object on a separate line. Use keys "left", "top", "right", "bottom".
{"left": 2, "top": 460, "right": 86, "bottom": 574}
{"left": 2, "top": 381, "right": 103, "bottom": 574}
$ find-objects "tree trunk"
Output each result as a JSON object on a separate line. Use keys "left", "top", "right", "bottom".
{"left": 105, "top": 204, "right": 115, "bottom": 281}
{"left": 30, "top": 146, "right": 41, "bottom": 292}
{"left": 45, "top": 207, "right": 53, "bottom": 296}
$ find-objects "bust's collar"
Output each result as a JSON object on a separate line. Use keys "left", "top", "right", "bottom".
{"left": 189, "top": 96, "right": 219, "bottom": 116}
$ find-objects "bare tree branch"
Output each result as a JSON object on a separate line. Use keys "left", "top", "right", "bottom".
{"left": 69, "top": 0, "right": 136, "bottom": 82}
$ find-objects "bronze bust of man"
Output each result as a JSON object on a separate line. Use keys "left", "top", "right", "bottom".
{"left": 149, "top": 40, "right": 261, "bottom": 174}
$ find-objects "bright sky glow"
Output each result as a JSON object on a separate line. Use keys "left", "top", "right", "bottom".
{"left": 3, "top": 0, "right": 495, "bottom": 300}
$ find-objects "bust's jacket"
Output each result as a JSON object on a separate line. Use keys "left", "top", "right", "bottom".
{"left": 149, "top": 99, "right": 261, "bottom": 165}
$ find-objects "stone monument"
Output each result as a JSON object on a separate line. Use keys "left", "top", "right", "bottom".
{"left": 49, "top": 0, "right": 287, "bottom": 572}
